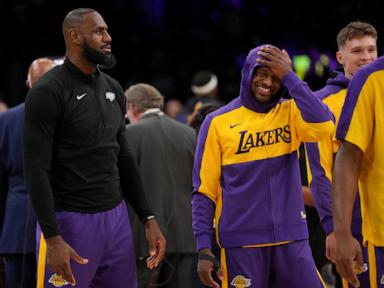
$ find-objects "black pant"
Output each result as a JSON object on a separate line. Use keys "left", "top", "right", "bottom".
{"left": 137, "top": 253, "right": 194, "bottom": 288}
{"left": 3, "top": 253, "right": 36, "bottom": 288}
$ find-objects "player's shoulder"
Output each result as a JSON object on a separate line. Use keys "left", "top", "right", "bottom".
{"left": 352, "top": 56, "right": 384, "bottom": 88}
{"left": 99, "top": 71, "right": 122, "bottom": 89}
{"left": 207, "top": 97, "right": 241, "bottom": 121}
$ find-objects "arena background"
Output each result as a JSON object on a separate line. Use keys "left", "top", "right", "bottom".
{"left": 1, "top": 0, "right": 383, "bottom": 108}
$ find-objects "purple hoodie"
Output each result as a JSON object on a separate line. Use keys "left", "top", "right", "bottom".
{"left": 192, "top": 45, "right": 334, "bottom": 251}
{"left": 305, "top": 71, "right": 362, "bottom": 236}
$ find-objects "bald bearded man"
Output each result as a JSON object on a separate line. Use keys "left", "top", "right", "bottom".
{"left": 24, "top": 8, "right": 165, "bottom": 287}
{"left": 0, "top": 58, "right": 57, "bottom": 288}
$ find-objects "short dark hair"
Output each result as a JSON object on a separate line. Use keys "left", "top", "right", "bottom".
{"left": 62, "top": 8, "right": 96, "bottom": 35}
{"left": 337, "top": 21, "right": 377, "bottom": 49}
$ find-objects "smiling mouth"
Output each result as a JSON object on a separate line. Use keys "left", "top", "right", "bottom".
{"left": 256, "top": 86, "right": 273, "bottom": 96}
{"left": 101, "top": 46, "right": 111, "bottom": 53}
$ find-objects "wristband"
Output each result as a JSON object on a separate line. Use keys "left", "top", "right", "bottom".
{"left": 198, "top": 252, "right": 220, "bottom": 272}
{"left": 142, "top": 215, "right": 155, "bottom": 224}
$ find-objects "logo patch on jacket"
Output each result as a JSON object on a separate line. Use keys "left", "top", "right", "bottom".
{"left": 48, "top": 273, "right": 69, "bottom": 287}
{"left": 231, "top": 275, "right": 251, "bottom": 287}
{"left": 105, "top": 91, "right": 116, "bottom": 102}
{"left": 235, "top": 125, "right": 291, "bottom": 154}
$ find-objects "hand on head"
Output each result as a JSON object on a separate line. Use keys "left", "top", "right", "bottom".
{"left": 256, "top": 45, "right": 292, "bottom": 79}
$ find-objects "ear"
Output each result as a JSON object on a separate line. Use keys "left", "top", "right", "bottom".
{"left": 132, "top": 104, "right": 141, "bottom": 117}
{"left": 26, "top": 79, "right": 31, "bottom": 89}
{"left": 336, "top": 50, "right": 344, "bottom": 66}
{"left": 69, "top": 29, "right": 82, "bottom": 46}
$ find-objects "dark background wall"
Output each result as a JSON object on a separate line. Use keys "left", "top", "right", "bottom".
{"left": 1, "top": 0, "right": 383, "bottom": 107}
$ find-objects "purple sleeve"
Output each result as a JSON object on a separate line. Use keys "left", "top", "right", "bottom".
{"left": 336, "top": 68, "right": 371, "bottom": 140}
{"left": 305, "top": 142, "right": 333, "bottom": 234}
{"left": 306, "top": 137, "right": 362, "bottom": 236}
{"left": 192, "top": 115, "right": 212, "bottom": 191}
{"left": 192, "top": 192, "right": 215, "bottom": 251}
{"left": 282, "top": 71, "right": 334, "bottom": 123}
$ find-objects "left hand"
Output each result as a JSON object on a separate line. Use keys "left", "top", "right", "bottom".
{"left": 256, "top": 45, "right": 292, "bottom": 79}
{"left": 145, "top": 218, "right": 166, "bottom": 269}
{"left": 334, "top": 233, "right": 362, "bottom": 288}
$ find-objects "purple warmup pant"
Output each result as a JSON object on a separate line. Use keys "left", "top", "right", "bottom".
{"left": 36, "top": 201, "right": 137, "bottom": 288}
{"left": 366, "top": 242, "right": 384, "bottom": 288}
{"left": 221, "top": 240, "right": 326, "bottom": 288}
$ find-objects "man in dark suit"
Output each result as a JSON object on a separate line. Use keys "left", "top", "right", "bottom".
{"left": 125, "top": 83, "right": 196, "bottom": 288}
{"left": 0, "top": 57, "right": 57, "bottom": 288}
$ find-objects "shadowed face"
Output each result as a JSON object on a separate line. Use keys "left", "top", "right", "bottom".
{"left": 251, "top": 67, "right": 281, "bottom": 103}
{"left": 79, "top": 12, "right": 116, "bottom": 68}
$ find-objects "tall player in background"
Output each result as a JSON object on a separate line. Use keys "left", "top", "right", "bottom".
{"left": 305, "top": 21, "right": 377, "bottom": 288}
{"left": 333, "top": 33, "right": 384, "bottom": 288}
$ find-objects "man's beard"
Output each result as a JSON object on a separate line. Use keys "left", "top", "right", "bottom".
{"left": 82, "top": 40, "right": 116, "bottom": 69}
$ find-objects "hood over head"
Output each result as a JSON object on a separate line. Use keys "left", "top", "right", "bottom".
{"left": 326, "top": 70, "right": 349, "bottom": 88}
{"left": 240, "top": 45, "right": 287, "bottom": 113}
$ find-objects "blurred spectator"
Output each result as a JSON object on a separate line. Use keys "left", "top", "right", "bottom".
{"left": 184, "top": 70, "right": 224, "bottom": 123}
{"left": 0, "top": 98, "right": 7, "bottom": 113}
{"left": 125, "top": 83, "right": 196, "bottom": 288}
{"left": 0, "top": 57, "right": 57, "bottom": 288}
{"left": 188, "top": 102, "right": 222, "bottom": 132}
{"left": 164, "top": 98, "right": 183, "bottom": 119}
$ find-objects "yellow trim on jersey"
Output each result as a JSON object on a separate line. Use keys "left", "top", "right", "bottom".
{"left": 342, "top": 278, "right": 349, "bottom": 288}
{"left": 308, "top": 89, "right": 346, "bottom": 187}
{"left": 323, "top": 89, "right": 346, "bottom": 133}
{"left": 198, "top": 100, "right": 334, "bottom": 203}
{"left": 242, "top": 241, "right": 291, "bottom": 248}
{"left": 37, "top": 234, "right": 47, "bottom": 288}
{"left": 305, "top": 146, "right": 313, "bottom": 184}
{"left": 215, "top": 186, "right": 223, "bottom": 247}
{"left": 368, "top": 242, "right": 378, "bottom": 288}
{"left": 343, "top": 71, "right": 383, "bottom": 153}
{"left": 221, "top": 248, "right": 228, "bottom": 288}
{"left": 198, "top": 114, "right": 222, "bottom": 204}
{"left": 317, "top": 269, "right": 327, "bottom": 288}
{"left": 209, "top": 102, "right": 333, "bottom": 167}
{"left": 343, "top": 70, "right": 384, "bottom": 245}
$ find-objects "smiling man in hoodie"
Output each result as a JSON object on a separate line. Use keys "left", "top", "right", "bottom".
{"left": 192, "top": 44, "right": 334, "bottom": 288}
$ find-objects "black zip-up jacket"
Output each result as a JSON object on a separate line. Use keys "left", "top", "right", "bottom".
{"left": 24, "top": 59, "right": 152, "bottom": 238}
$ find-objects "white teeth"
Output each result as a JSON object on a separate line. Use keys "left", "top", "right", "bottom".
{"left": 258, "top": 87, "right": 270, "bottom": 92}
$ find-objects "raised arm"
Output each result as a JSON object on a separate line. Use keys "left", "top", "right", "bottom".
{"left": 257, "top": 45, "right": 334, "bottom": 141}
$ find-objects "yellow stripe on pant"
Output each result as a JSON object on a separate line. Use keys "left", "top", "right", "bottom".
{"left": 221, "top": 248, "right": 228, "bottom": 288}
{"left": 368, "top": 242, "right": 378, "bottom": 288}
{"left": 37, "top": 234, "right": 47, "bottom": 288}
